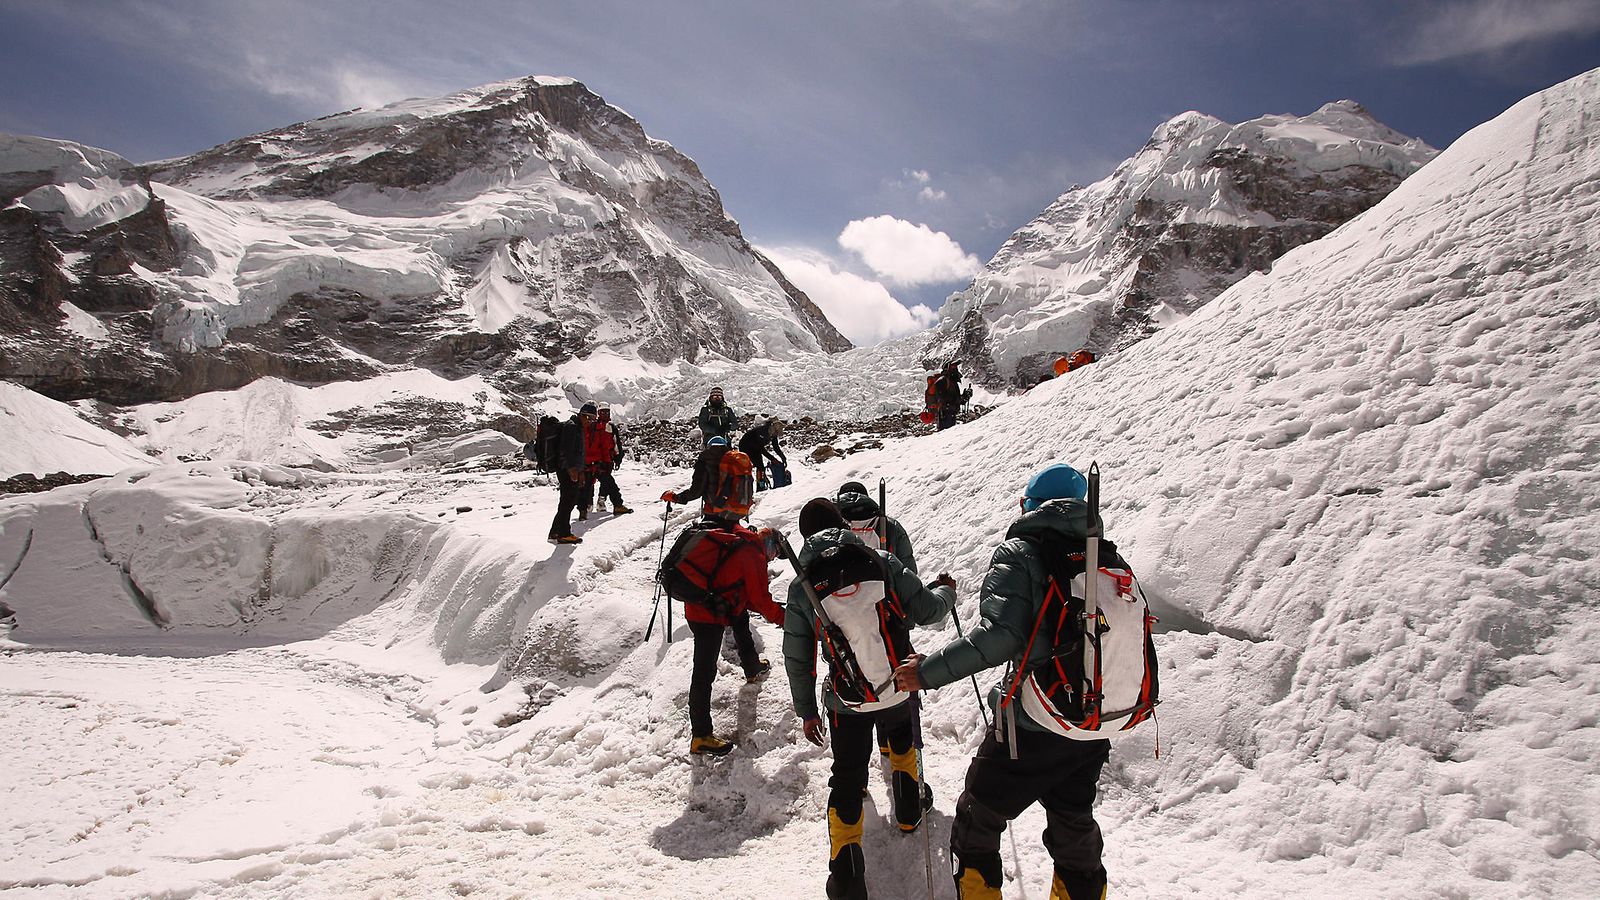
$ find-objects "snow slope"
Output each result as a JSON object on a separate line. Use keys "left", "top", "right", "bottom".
{"left": 0, "top": 381, "right": 152, "bottom": 477}
{"left": 2, "top": 68, "right": 1599, "bottom": 900}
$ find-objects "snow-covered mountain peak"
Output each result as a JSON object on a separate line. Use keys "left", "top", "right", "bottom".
{"left": 1, "top": 76, "right": 848, "bottom": 409}
{"left": 926, "top": 99, "right": 1439, "bottom": 384}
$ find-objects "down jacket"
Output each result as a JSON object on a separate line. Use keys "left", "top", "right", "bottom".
{"left": 915, "top": 498, "right": 1131, "bottom": 733}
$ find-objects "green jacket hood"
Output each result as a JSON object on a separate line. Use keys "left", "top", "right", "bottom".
{"left": 795, "top": 527, "right": 870, "bottom": 567}
{"left": 1004, "top": 498, "right": 1098, "bottom": 543}
{"left": 835, "top": 491, "right": 882, "bottom": 520}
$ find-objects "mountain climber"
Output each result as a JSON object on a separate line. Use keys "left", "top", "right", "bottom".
{"left": 547, "top": 403, "right": 596, "bottom": 544}
{"left": 835, "top": 481, "right": 917, "bottom": 574}
{"left": 697, "top": 387, "right": 738, "bottom": 447}
{"left": 928, "top": 362, "right": 972, "bottom": 431}
{"left": 783, "top": 498, "right": 956, "bottom": 900}
{"left": 669, "top": 521, "right": 786, "bottom": 756}
{"left": 661, "top": 435, "right": 732, "bottom": 516}
{"left": 836, "top": 479, "right": 921, "bottom": 761}
{"left": 892, "top": 464, "right": 1130, "bottom": 900}
{"left": 738, "top": 416, "right": 788, "bottom": 490}
{"left": 581, "top": 408, "right": 632, "bottom": 517}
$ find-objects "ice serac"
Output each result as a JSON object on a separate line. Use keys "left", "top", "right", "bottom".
{"left": 0, "top": 77, "right": 850, "bottom": 406}
{"left": 927, "top": 100, "right": 1438, "bottom": 385}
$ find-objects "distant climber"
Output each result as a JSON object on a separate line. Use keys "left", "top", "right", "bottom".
{"left": 662, "top": 435, "right": 730, "bottom": 517}
{"left": 738, "top": 416, "right": 788, "bottom": 491}
{"left": 782, "top": 498, "right": 956, "bottom": 900}
{"left": 893, "top": 464, "right": 1158, "bottom": 900}
{"left": 547, "top": 403, "right": 595, "bottom": 545}
{"left": 581, "top": 408, "right": 632, "bottom": 518}
{"left": 697, "top": 387, "right": 738, "bottom": 447}
{"left": 925, "top": 362, "right": 972, "bottom": 431}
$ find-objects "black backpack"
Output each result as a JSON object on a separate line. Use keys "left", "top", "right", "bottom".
{"left": 528, "top": 416, "right": 562, "bottom": 473}
{"left": 659, "top": 520, "right": 745, "bottom": 618}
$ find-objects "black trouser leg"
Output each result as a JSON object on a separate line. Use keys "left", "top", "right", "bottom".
{"left": 688, "top": 621, "right": 724, "bottom": 737}
{"left": 1041, "top": 741, "right": 1110, "bottom": 893}
{"left": 550, "top": 470, "right": 581, "bottom": 537}
{"left": 827, "top": 710, "right": 876, "bottom": 885}
{"left": 728, "top": 612, "right": 759, "bottom": 674}
{"left": 950, "top": 728, "right": 1110, "bottom": 892}
{"left": 581, "top": 468, "right": 596, "bottom": 510}
{"left": 877, "top": 701, "right": 924, "bottom": 829}
{"left": 599, "top": 469, "right": 624, "bottom": 506}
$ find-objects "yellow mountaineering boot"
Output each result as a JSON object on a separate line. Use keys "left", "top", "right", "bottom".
{"left": 826, "top": 806, "right": 868, "bottom": 900}
{"left": 689, "top": 735, "right": 735, "bottom": 757}
{"left": 1049, "top": 871, "right": 1107, "bottom": 900}
{"left": 956, "top": 867, "right": 1002, "bottom": 900}
{"left": 887, "top": 745, "right": 931, "bottom": 832}
{"left": 953, "top": 853, "right": 1004, "bottom": 900}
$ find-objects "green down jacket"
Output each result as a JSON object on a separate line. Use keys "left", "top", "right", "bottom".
{"left": 916, "top": 498, "right": 1129, "bottom": 733}
{"left": 782, "top": 528, "right": 954, "bottom": 720}
{"left": 834, "top": 490, "right": 918, "bottom": 575}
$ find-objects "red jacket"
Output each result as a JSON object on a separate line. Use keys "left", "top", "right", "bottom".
{"left": 680, "top": 523, "right": 784, "bottom": 627}
{"left": 584, "top": 422, "right": 617, "bottom": 466}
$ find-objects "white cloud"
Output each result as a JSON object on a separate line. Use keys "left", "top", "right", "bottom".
{"left": 918, "top": 186, "right": 948, "bottom": 202}
{"left": 1389, "top": 0, "right": 1600, "bottom": 65}
{"left": 761, "top": 246, "right": 938, "bottom": 346}
{"left": 837, "top": 215, "right": 983, "bottom": 286}
{"left": 906, "top": 169, "right": 932, "bottom": 183}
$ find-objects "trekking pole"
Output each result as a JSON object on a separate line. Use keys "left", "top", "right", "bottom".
{"left": 645, "top": 501, "right": 672, "bottom": 643}
{"left": 1083, "top": 463, "right": 1101, "bottom": 706}
{"left": 914, "top": 692, "right": 935, "bottom": 900}
{"left": 949, "top": 603, "right": 992, "bottom": 730}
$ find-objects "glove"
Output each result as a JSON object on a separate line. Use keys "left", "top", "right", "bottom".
{"left": 802, "top": 716, "right": 826, "bottom": 747}
{"left": 933, "top": 573, "right": 957, "bottom": 590}
{"left": 661, "top": 491, "right": 676, "bottom": 503}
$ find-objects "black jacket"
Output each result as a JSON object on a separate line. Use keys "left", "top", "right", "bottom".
{"left": 673, "top": 443, "right": 730, "bottom": 504}
{"left": 557, "top": 417, "right": 586, "bottom": 472}
{"left": 737, "top": 421, "right": 786, "bottom": 467}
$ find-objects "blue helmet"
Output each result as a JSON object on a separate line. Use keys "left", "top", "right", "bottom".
{"left": 1022, "top": 464, "right": 1087, "bottom": 511}
{"left": 707, "top": 435, "right": 730, "bottom": 447}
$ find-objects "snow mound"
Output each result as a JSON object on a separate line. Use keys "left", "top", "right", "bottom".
{"left": 0, "top": 381, "right": 153, "bottom": 478}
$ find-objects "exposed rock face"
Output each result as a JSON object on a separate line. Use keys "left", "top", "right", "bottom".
{"left": 926, "top": 101, "right": 1438, "bottom": 386}
{"left": 0, "top": 77, "right": 849, "bottom": 405}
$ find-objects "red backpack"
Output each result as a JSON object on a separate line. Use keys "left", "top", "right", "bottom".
{"left": 924, "top": 374, "right": 943, "bottom": 412}
{"left": 660, "top": 521, "right": 747, "bottom": 617}
{"left": 705, "top": 450, "right": 755, "bottom": 520}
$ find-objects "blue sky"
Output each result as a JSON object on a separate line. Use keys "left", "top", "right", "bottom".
{"left": 3, "top": 0, "right": 1598, "bottom": 343}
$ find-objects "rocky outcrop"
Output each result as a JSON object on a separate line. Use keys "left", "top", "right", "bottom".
{"left": 930, "top": 101, "right": 1437, "bottom": 386}
{"left": 1, "top": 77, "right": 849, "bottom": 405}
